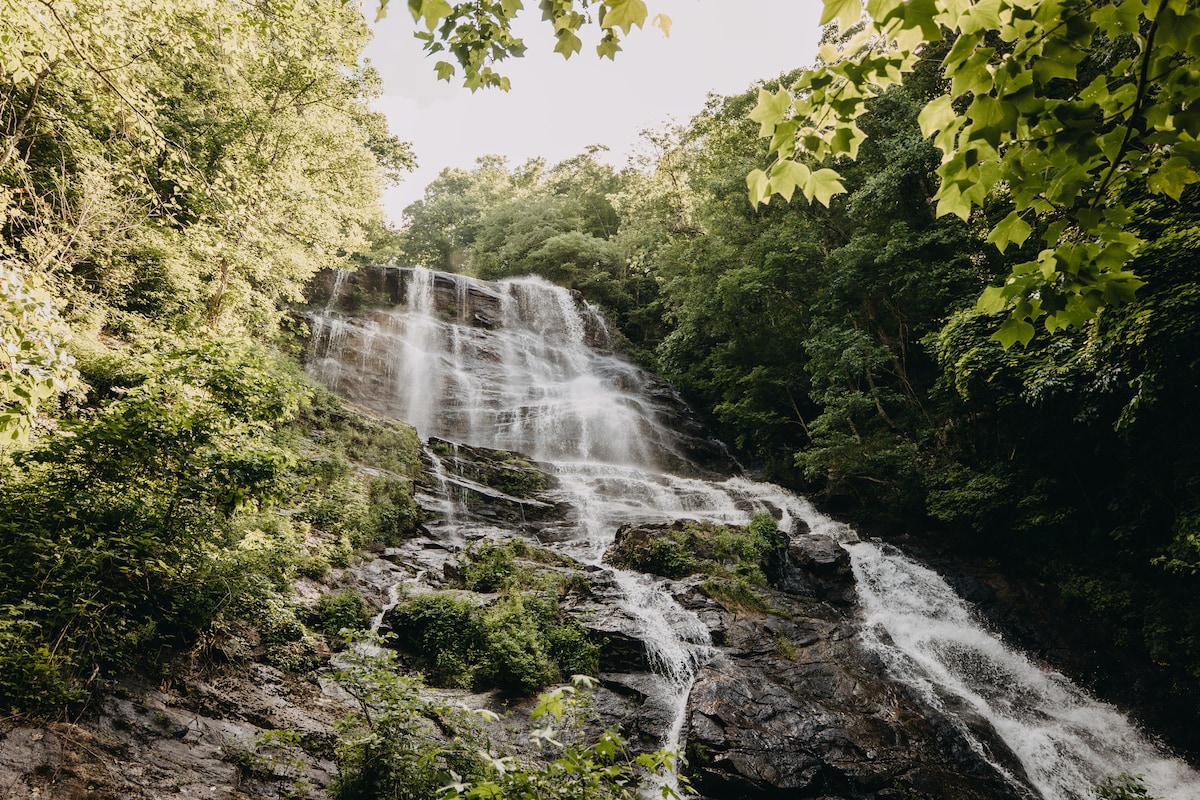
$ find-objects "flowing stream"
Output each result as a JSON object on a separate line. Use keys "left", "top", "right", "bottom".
{"left": 307, "top": 266, "right": 1200, "bottom": 799}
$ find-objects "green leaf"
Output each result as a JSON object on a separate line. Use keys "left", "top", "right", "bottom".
{"left": 554, "top": 30, "right": 583, "bottom": 58}
{"left": 918, "top": 95, "right": 955, "bottom": 138}
{"left": 960, "top": 0, "right": 1003, "bottom": 33}
{"left": 977, "top": 286, "right": 1007, "bottom": 315}
{"left": 987, "top": 211, "right": 1032, "bottom": 253}
{"left": 434, "top": 60, "right": 456, "bottom": 81}
{"left": 934, "top": 181, "right": 973, "bottom": 221}
{"left": 601, "top": 0, "right": 649, "bottom": 35}
{"left": 749, "top": 88, "right": 792, "bottom": 138}
{"left": 746, "top": 168, "right": 770, "bottom": 207}
{"left": 821, "top": 0, "right": 862, "bottom": 32}
{"left": 769, "top": 160, "right": 811, "bottom": 203}
{"left": 1147, "top": 156, "right": 1200, "bottom": 201}
{"left": 411, "top": 0, "right": 452, "bottom": 31}
{"left": 596, "top": 35, "right": 621, "bottom": 60}
{"left": 993, "top": 317, "right": 1035, "bottom": 348}
{"left": 804, "top": 167, "right": 846, "bottom": 206}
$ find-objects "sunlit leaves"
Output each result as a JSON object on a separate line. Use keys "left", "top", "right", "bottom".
{"left": 399, "top": 0, "right": 665, "bottom": 89}
{"left": 408, "top": 0, "right": 453, "bottom": 30}
{"left": 821, "top": 0, "right": 863, "bottom": 32}
{"left": 750, "top": 0, "right": 1200, "bottom": 344}
{"left": 2, "top": 0, "right": 403, "bottom": 335}
{"left": 749, "top": 88, "right": 792, "bottom": 137}
{"left": 987, "top": 211, "right": 1033, "bottom": 254}
{"left": 600, "top": 0, "right": 648, "bottom": 35}
{"left": 0, "top": 264, "right": 78, "bottom": 446}
{"left": 807, "top": 168, "right": 846, "bottom": 206}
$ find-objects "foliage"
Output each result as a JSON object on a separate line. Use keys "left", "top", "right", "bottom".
{"left": 0, "top": 338, "right": 305, "bottom": 709}
{"left": 330, "top": 636, "right": 485, "bottom": 800}
{"left": 1093, "top": 773, "right": 1161, "bottom": 800}
{"left": 457, "top": 540, "right": 528, "bottom": 593}
{"left": 2, "top": 0, "right": 408, "bottom": 336}
{"left": 387, "top": 590, "right": 597, "bottom": 694}
{"left": 751, "top": 0, "right": 1200, "bottom": 342}
{"left": 331, "top": 651, "right": 681, "bottom": 800}
{"left": 0, "top": 262, "right": 79, "bottom": 443}
{"left": 313, "top": 589, "right": 373, "bottom": 636}
{"left": 391, "top": 0, "right": 671, "bottom": 90}
{"left": 607, "top": 516, "right": 782, "bottom": 586}
{"left": 441, "top": 675, "right": 685, "bottom": 800}
{"left": 228, "top": 727, "right": 309, "bottom": 786}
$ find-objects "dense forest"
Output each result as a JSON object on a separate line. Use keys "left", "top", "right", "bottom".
{"left": 1, "top": 0, "right": 414, "bottom": 703}
{"left": 2, "top": 0, "right": 1200, "bottom": 798}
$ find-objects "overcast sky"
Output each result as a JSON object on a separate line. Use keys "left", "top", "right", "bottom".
{"left": 364, "top": 2, "right": 825, "bottom": 222}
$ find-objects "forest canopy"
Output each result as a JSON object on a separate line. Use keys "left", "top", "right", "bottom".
{"left": 1, "top": 0, "right": 411, "bottom": 440}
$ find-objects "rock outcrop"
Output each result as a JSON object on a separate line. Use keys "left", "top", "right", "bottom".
{"left": 0, "top": 436, "right": 1037, "bottom": 800}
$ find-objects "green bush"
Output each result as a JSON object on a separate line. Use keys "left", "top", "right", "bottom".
{"left": 0, "top": 339, "right": 307, "bottom": 711}
{"left": 442, "top": 676, "right": 685, "bottom": 800}
{"left": 388, "top": 594, "right": 485, "bottom": 688}
{"left": 367, "top": 476, "right": 419, "bottom": 545}
{"left": 330, "top": 638, "right": 484, "bottom": 800}
{"left": 387, "top": 591, "right": 597, "bottom": 694}
{"left": 313, "top": 590, "right": 372, "bottom": 635}
{"left": 609, "top": 517, "right": 782, "bottom": 584}
{"left": 648, "top": 537, "right": 697, "bottom": 579}
{"left": 458, "top": 541, "right": 527, "bottom": 592}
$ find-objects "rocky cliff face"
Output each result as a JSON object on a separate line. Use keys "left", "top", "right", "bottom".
{"left": 387, "top": 444, "right": 1034, "bottom": 800}
{"left": 0, "top": 437, "right": 1037, "bottom": 799}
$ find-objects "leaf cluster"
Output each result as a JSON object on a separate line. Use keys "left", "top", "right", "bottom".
{"left": 396, "top": 0, "right": 671, "bottom": 90}
{"left": 753, "top": 0, "right": 1200, "bottom": 342}
{"left": 387, "top": 588, "right": 598, "bottom": 694}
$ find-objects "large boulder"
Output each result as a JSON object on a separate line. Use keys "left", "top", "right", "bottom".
{"left": 676, "top": 576, "right": 1033, "bottom": 800}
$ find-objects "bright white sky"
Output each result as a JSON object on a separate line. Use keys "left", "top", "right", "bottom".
{"left": 364, "top": 2, "right": 825, "bottom": 223}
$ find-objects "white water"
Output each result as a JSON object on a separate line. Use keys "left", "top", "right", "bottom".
{"left": 308, "top": 266, "right": 1200, "bottom": 799}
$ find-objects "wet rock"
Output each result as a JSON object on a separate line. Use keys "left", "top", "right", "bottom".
{"left": 0, "top": 663, "right": 343, "bottom": 800}
{"left": 789, "top": 534, "right": 852, "bottom": 578}
{"left": 782, "top": 534, "right": 856, "bottom": 606}
{"left": 680, "top": 583, "right": 1033, "bottom": 800}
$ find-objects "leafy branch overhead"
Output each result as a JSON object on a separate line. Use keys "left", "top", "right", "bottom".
{"left": 749, "top": 0, "right": 1200, "bottom": 347}
{"left": 383, "top": 0, "right": 670, "bottom": 90}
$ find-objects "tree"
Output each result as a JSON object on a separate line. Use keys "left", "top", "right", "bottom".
{"left": 2, "top": 0, "right": 410, "bottom": 320}
{"left": 749, "top": 0, "right": 1200, "bottom": 345}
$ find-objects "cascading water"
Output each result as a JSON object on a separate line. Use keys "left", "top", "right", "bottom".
{"left": 307, "top": 266, "right": 1200, "bottom": 800}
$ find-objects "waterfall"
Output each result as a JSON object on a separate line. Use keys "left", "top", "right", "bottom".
{"left": 307, "top": 266, "right": 1200, "bottom": 800}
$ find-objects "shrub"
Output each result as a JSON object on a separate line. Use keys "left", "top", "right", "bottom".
{"left": 388, "top": 594, "right": 486, "bottom": 688}
{"left": 442, "top": 676, "right": 686, "bottom": 800}
{"left": 387, "top": 591, "right": 596, "bottom": 694}
{"left": 1093, "top": 774, "right": 1161, "bottom": 800}
{"left": 330, "top": 638, "right": 484, "bottom": 800}
{"left": 458, "top": 541, "right": 526, "bottom": 592}
{"left": 0, "top": 340, "right": 306, "bottom": 711}
{"left": 313, "top": 590, "right": 372, "bottom": 635}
